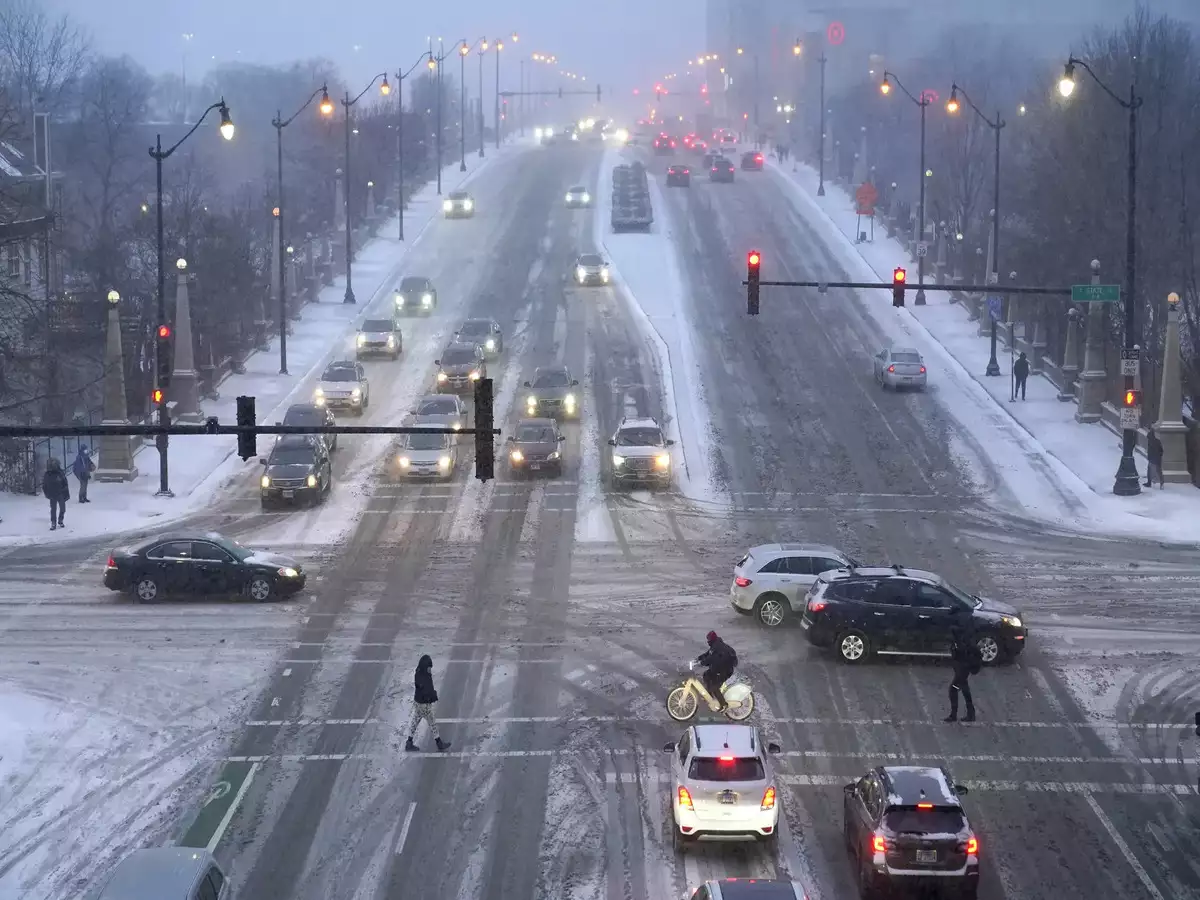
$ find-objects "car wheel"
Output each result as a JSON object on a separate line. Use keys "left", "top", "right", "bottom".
{"left": 858, "top": 858, "right": 879, "bottom": 900}
{"left": 754, "top": 593, "right": 789, "bottom": 627}
{"left": 247, "top": 576, "right": 273, "bottom": 603}
{"left": 976, "top": 634, "right": 1005, "bottom": 665}
{"left": 837, "top": 629, "right": 871, "bottom": 664}
{"left": 134, "top": 575, "right": 160, "bottom": 603}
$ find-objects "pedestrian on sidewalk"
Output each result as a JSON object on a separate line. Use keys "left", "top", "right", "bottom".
{"left": 72, "top": 444, "right": 95, "bottom": 502}
{"left": 405, "top": 654, "right": 451, "bottom": 752}
{"left": 42, "top": 458, "right": 69, "bottom": 530}
{"left": 944, "top": 617, "right": 980, "bottom": 723}
{"left": 1145, "top": 426, "right": 1165, "bottom": 489}
{"left": 1012, "top": 351, "right": 1030, "bottom": 401}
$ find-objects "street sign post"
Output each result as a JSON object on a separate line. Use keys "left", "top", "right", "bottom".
{"left": 1120, "top": 347, "right": 1140, "bottom": 377}
{"left": 1119, "top": 406, "right": 1140, "bottom": 429}
{"left": 855, "top": 182, "right": 877, "bottom": 216}
{"left": 987, "top": 296, "right": 1002, "bottom": 321}
{"left": 916, "top": 241, "right": 928, "bottom": 258}
{"left": 1071, "top": 284, "right": 1120, "bottom": 303}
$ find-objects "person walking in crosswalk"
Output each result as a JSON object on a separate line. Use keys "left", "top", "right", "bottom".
{"left": 405, "top": 654, "right": 451, "bottom": 753}
{"left": 945, "top": 622, "right": 981, "bottom": 723}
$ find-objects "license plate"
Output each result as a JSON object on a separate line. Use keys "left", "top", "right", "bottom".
{"left": 719, "top": 791, "right": 736, "bottom": 804}
{"left": 529, "top": 463, "right": 542, "bottom": 470}
{"left": 916, "top": 849, "right": 937, "bottom": 863}
{"left": 282, "top": 490, "right": 294, "bottom": 499}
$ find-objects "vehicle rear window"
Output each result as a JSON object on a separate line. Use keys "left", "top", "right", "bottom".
{"left": 283, "top": 409, "right": 321, "bottom": 425}
{"left": 417, "top": 397, "right": 458, "bottom": 415}
{"left": 689, "top": 756, "right": 765, "bottom": 781}
{"left": 893, "top": 352, "right": 922, "bottom": 363}
{"left": 736, "top": 553, "right": 751, "bottom": 568}
{"left": 827, "top": 580, "right": 879, "bottom": 602}
{"left": 717, "top": 883, "right": 803, "bottom": 899}
{"left": 885, "top": 806, "right": 965, "bottom": 835}
{"left": 362, "top": 320, "right": 393, "bottom": 331}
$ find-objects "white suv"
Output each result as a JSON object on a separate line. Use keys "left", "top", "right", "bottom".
{"left": 663, "top": 723, "right": 782, "bottom": 852}
{"left": 730, "top": 543, "right": 857, "bottom": 627}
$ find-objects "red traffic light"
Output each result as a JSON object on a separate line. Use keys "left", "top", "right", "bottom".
{"left": 1123, "top": 389, "right": 1141, "bottom": 407}
{"left": 152, "top": 388, "right": 165, "bottom": 404}
{"left": 893, "top": 267, "right": 907, "bottom": 284}
{"left": 748, "top": 251, "right": 761, "bottom": 267}
{"left": 157, "top": 324, "right": 171, "bottom": 339}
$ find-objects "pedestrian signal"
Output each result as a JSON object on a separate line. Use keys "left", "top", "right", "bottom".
{"left": 1123, "top": 389, "right": 1141, "bottom": 407}
{"left": 152, "top": 388, "right": 165, "bottom": 405}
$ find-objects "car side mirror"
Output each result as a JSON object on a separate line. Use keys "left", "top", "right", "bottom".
{"left": 558, "top": 435, "right": 566, "bottom": 442}
{"left": 258, "top": 458, "right": 267, "bottom": 465}
{"left": 843, "top": 783, "right": 855, "bottom": 793}
{"left": 767, "top": 742, "right": 781, "bottom": 754}
{"left": 662, "top": 741, "right": 676, "bottom": 753}
{"left": 608, "top": 438, "right": 617, "bottom": 446}
{"left": 433, "top": 359, "right": 440, "bottom": 366}
{"left": 571, "top": 379, "right": 579, "bottom": 386}
{"left": 954, "top": 784, "right": 969, "bottom": 795}
{"left": 666, "top": 439, "right": 676, "bottom": 446}
{"left": 523, "top": 381, "right": 531, "bottom": 388}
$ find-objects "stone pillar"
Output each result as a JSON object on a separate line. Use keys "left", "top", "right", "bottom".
{"left": 1030, "top": 302, "right": 1047, "bottom": 374}
{"left": 977, "top": 224, "right": 994, "bottom": 337}
{"left": 170, "top": 258, "right": 203, "bottom": 422}
{"left": 1075, "top": 259, "right": 1107, "bottom": 423}
{"left": 94, "top": 291, "right": 138, "bottom": 482}
{"left": 1155, "top": 293, "right": 1191, "bottom": 482}
{"left": 1059, "top": 306, "right": 1082, "bottom": 401}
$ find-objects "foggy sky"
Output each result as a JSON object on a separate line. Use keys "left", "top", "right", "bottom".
{"left": 47, "top": 0, "right": 703, "bottom": 100}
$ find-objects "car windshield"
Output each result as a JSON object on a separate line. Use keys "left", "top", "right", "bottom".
{"left": 892, "top": 352, "right": 922, "bottom": 363}
{"left": 270, "top": 447, "right": 315, "bottom": 466}
{"left": 616, "top": 427, "right": 663, "bottom": 446}
{"left": 401, "top": 279, "right": 428, "bottom": 291}
{"left": 417, "top": 397, "right": 459, "bottom": 415}
{"left": 458, "top": 322, "right": 489, "bottom": 335}
{"left": 441, "top": 348, "right": 476, "bottom": 366}
{"left": 407, "top": 432, "right": 449, "bottom": 451}
{"left": 688, "top": 756, "right": 765, "bottom": 781}
{"left": 532, "top": 371, "right": 570, "bottom": 388}
{"left": 569, "top": 186, "right": 585, "bottom": 193}
{"left": 362, "top": 320, "right": 393, "bottom": 332}
{"left": 516, "top": 425, "right": 556, "bottom": 443}
{"left": 942, "top": 581, "right": 979, "bottom": 608}
{"left": 579, "top": 255, "right": 603, "bottom": 266}
{"left": 884, "top": 806, "right": 966, "bottom": 835}
{"left": 322, "top": 367, "right": 357, "bottom": 382}
{"left": 450, "top": 193, "right": 468, "bottom": 200}
{"left": 210, "top": 536, "right": 252, "bottom": 561}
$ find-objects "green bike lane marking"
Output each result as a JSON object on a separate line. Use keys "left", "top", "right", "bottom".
{"left": 178, "top": 761, "right": 260, "bottom": 852}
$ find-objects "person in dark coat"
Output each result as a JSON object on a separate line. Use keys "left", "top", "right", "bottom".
{"left": 72, "top": 445, "right": 95, "bottom": 502}
{"left": 42, "top": 458, "right": 70, "bottom": 530}
{"left": 697, "top": 630, "right": 738, "bottom": 710}
{"left": 945, "top": 618, "right": 980, "bottom": 723}
{"left": 1145, "top": 427, "right": 1165, "bottom": 489}
{"left": 1012, "top": 352, "right": 1030, "bottom": 401}
{"left": 405, "top": 654, "right": 451, "bottom": 752}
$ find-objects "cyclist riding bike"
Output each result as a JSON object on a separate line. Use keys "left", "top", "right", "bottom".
{"left": 696, "top": 630, "right": 738, "bottom": 710}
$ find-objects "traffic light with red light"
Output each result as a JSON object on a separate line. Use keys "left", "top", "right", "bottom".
{"left": 892, "top": 267, "right": 907, "bottom": 307}
{"left": 747, "top": 250, "right": 761, "bottom": 315}
{"left": 1123, "top": 389, "right": 1142, "bottom": 408}
{"left": 156, "top": 323, "right": 174, "bottom": 386}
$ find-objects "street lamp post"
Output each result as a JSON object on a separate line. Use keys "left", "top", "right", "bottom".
{"left": 947, "top": 84, "right": 1005, "bottom": 376}
{"left": 396, "top": 53, "right": 436, "bottom": 241}
{"left": 881, "top": 72, "right": 930, "bottom": 304}
{"left": 494, "top": 34, "right": 517, "bottom": 149}
{"left": 478, "top": 41, "right": 487, "bottom": 158}
{"left": 519, "top": 59, "right": 525, "bottom": 136}
{"left": 458, "top": 41, "right": 479, "bottom": 172}
{"left": 1058, "top": 58, "right": 1143, "bottom": 496}
{"left": 340, "top": 72, "right": 391, "bottom": 304}
{"left": 817, "top": 52, "right": 828, "bottom": 195}
{"left": 272, "top": 85, "right": 334, "bottom": 373}
{"left": 147, "top": 98, "right": 234, "bottom": 497}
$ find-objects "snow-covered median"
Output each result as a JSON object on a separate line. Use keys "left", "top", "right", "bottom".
{"left": 595, "top": 147, "right": 721, "bottom": 504}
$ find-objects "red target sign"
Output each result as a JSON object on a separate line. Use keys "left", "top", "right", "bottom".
{"left": 920, "top": 89, "right": 940, "bottom": 104}
{"left": 827, "top": 21, "right": 845, "bottom": 45}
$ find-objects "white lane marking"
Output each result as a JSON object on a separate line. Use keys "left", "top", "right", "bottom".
{"left": 1027, "top": 665, "right": 1067, "bottom": 718}
{"left": 206, "top": 761, "right": 259, "bottom": 853}
{"left": 1085, "top": 794, "right": 1167, "bottom": 900}
{"left": 270, "top": 697, "right": 280, "bottom": 707}
{"left": 393, "top": 801, "right": 417, "bottom": 859}
{"left": 282, "top": 668, "right": 292, "bottom": 677}
{"left": 288, "top": 642, "right": 566, "bottom": 648}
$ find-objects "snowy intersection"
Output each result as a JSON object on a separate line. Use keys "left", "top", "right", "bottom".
{"left": 2, "top": 136, "right": 1200, "bottom": 900}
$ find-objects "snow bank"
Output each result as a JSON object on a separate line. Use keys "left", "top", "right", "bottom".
{"left": 595, "top": 147, "right": 722, "bottom": 505}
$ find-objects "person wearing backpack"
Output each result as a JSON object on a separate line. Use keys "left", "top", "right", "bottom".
{"left": 945, "top": 621, "right": 980, "bottom": 723}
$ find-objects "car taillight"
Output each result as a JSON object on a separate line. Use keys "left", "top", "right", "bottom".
{"left": 761, "top": 786, "right": 776, "bottom": 810}
{"left": 734, "top": 576, "right": 752, "bottom": 588}
{"left": 871, "top": 832, "right": 887, "bottom": 853}
{"left": 677, "top": 786, "right": 694, "bottom": 809}
{"left": 807, "top": 598, "right": 827, "bottom": 613}
{"left": 683, "top": 168, "right": 689, "bottom": 174}
{"left": 756, "top": 154, "right": 762, "bottom": 161}
{"left": 106, "top": 556, "right": 115, "bottom": 568}
{"left": 887, "top": 365, "right": 895, "bottom": 373}
{"left": 920, "top": 366, "right": 926, "bottom": 374}
{"left": 712, "top": 167, "right": 718, "bottom": 171}
{"left": 966, "top": 836, "right": 978, "bottom": 854}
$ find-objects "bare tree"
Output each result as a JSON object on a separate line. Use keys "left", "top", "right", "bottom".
{"left": 0, "top": 0, "right": 89, "bottom": 119}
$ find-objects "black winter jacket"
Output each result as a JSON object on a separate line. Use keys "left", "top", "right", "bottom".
{"left": 949, "top": 631, "right": 980, "bottom": 679}
{"left": 42, "top": 466, "right": 69, "bottom": 501}
{"left": 1013, "top": 356, "right": 1030, "bottom": 380}
{"left": 1148, "top": 432, "right": 1164, "bottom": 466}
{"left": 699, "top": 638, "right": 736, "bottom": 674}
{"left": 414, "top": 654, "right": 438, "bottom": 704}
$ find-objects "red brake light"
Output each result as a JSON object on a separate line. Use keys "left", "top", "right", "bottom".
{"left": 966, "top": 836, "right": 979, "bottom": 854}
{"left": 871, "top": 832, "right": 887, "bottom": 853}
{"left": 683, "top": 168, "right": 689, "bottom": 174}
{"left": 157, "top": 324, "right": 171, "bottom": 339}
{"left": 919, "top": 366, "right": 926, "bottom": 374}
{"left": 677, "top": 786, "right": 694, "bottom": 808}
{"left": 887, "top": 365, "right": 895, "bottom": 373}
{"left": 734, "top": 576, "right": 752, "bottom": 587}
{"left": 719, "top": 755, "right": 734, "bottom": 762}
{"left": 807, "top": 598, "right": 827, "bottom": 613}
{"left": 755, "top": 154, "right": 762, "bottom": 161}
{"left": 917, "top": 803, "right": 933, "bottom": 809}
{"left": 106, "top": 556, "right": 115, "bottom": 568}
{"left": 712, "top": 167, "right": 718, "bottom": 171}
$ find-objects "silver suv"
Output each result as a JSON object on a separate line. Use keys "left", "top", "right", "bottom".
{"left": 607, "top": 416, "right": 674, "bottom": 489}
{"left": 730, "top": 543, "right": 857, "bottom": 627}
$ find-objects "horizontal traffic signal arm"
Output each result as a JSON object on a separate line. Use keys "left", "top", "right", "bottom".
{"left": 741, "top": 278, "right": 1074, "bottom": 296}
{"left": 498, "top": 88, "right": 600, "bottom": 98}
{"left": 0, "top": 423, "right": 500, "bottom": 438}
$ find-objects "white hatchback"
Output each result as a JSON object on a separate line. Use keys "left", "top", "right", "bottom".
{"left": 663, "top": 723, "right": 782, "bottom": 852}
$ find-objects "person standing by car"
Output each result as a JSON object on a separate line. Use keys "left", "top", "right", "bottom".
{"left": 945, "top": 621, "right": 981, "bottom": 723}
{"left": 42, "top": 458, "right": 69, "bottom": 530}
{"left": 72, "top": 444, "right": 95, "bottom": 502}
{"left": 405, "top": 655, "right": 451, "bottom": 752}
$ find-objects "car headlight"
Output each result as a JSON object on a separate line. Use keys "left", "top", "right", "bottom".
{"left": 438, "top": 455, "right": 452, "bottom": 469}
{"left": 452, "top": 421, "right": 462, "bottom": 431}
{"left": 565, "top": 193, "right": 573, "bottom": 202}
{"left": 581, "top": 192, "right": 590, "bottom": 203}
{"left": 261, "top": 475, "right": 270, "bottom": 488}
{"left": 564, "top": 393, "right": 576, "bottom": 406}
{"left": 306, "top": 474, "right": 317, "bottom": 488}
{"left": 510, "top": 450, "right": 524, "bottom": 462}
{"left": 549, "top": 451, "right": 560, "bottom": 460}
{"left": 395, "top": 293, "right": 406, "bottom": 306}
{"left": 398, "top": 455, "right": 410, "bottom": 467}
{"left": 527, "top": 395, "right": 538, "bottom": 406}
{"left": 386, "top": 335, "right": 395, "bottom": 347}
{"left": 357, "top": 333, "right": 366, "bottom": 346}
{"left": 421, "top": 293, "right": 433, "bottom": 305}
{"left": 655, "top": 453, "right": 671, "bottom": 468}
{"left": 351, "top": 388, "right": 362, "bottom": 399}
{"left": 314, "top": 387, "right": 324, "bottom": 396}
{"left": 1002, "top": 615, "right": 1023, "bottom": 628}
{"left": 612, "top": 454, "right": 626, "bottom": 466}
{"left": 485, "top": 338, "right": 495, "bottom": 350}
{"left": 535, "top": 127, "right": 544, "bottom": 138}
{"left": 443, "top": 200, "right": 453, "bottom": 212}
{"left": 601, "top": 268, "right": 609, "bottom": 281}
{"left": 437, "top": 372, "right": 448, "bottom": 382}
{"left": 469, "top": 370, "right": 481, "bottom": 380}
{"left": 278, "top": 567, "right": 299, "bottom": 578}
{"left": 576, "top": 266, "right": 586, "bottom": 281}
{"left": 463, "top": 200, "right": 473, "bottom": 211}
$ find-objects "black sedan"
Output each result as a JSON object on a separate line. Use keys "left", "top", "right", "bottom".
{"left": 666, "top": 164, "right": 691, "bottom": 187}
{"left": 103, "top": 532, "right": 307, "bottom": 603}
{"left": 741, "top": 150, "right": 764, "bottom": 171}
{"left": 710, "top": 157, "right": 735, "bottom": 182}
{"left": 506, "top": 418, "right": 567, "bottom": 476}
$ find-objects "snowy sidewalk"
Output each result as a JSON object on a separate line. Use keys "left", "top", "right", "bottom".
{"left": 0, "top": 145, "right": 525, "bottom": 547}
{"left": 767, "top": 158, "right": 1200, "bottom": 543}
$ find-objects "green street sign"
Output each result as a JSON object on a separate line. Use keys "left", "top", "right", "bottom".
{"left": 1072, "top": 284, "right": 1121, "bottom": 303}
